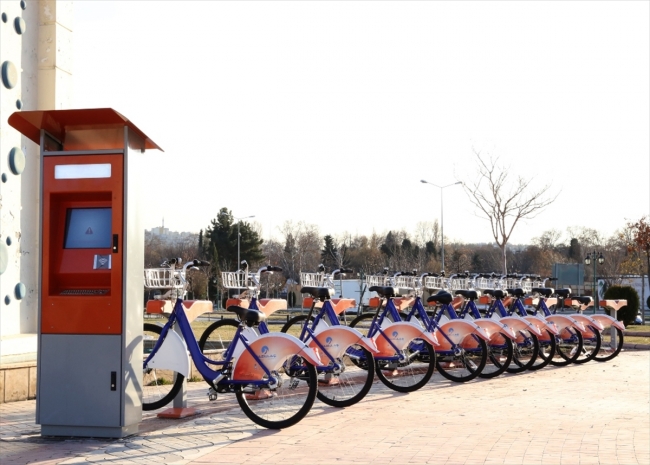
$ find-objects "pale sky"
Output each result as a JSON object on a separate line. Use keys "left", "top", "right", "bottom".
{"left": 72, "top": 1, "right": 650, "bottom": 246}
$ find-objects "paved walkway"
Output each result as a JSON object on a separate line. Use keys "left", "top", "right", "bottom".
{"left": 1, "top": 351, "right": 648, "bottom": 465}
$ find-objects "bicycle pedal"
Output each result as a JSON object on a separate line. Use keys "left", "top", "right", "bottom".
{"left": 289, "top": 378, "right": 300, "bottom": 390}
{"left": 207, "top": 387, "right": 218, "bottom": 401}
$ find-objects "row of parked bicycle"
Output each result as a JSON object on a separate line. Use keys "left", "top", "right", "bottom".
{"left": 142, "top": 261, "right": 626, "bottom": 430}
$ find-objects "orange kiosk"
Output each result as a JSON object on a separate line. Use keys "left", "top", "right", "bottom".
{"left": 9, "top": 109, "right": 162, "bottom": 438}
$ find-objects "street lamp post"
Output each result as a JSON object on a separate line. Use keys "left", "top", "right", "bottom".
{"left": 235, "top": 215, "right": 255, "bottom": 268}
{"left": 584, "top": 251, "right": 604, "bottom": 313}
{"left": 420, "top": 180, "right": 462, "bottom": 272}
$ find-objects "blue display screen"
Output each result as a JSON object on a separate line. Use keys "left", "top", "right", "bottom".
{"left": 64, "top": 208, "right": 112, "bottom": 249}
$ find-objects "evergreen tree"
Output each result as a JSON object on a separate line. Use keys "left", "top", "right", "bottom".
{"left": 321, "top": 235, "right": 339, "bottom": 269}
{"left": 204, "top": 208, "right": 264, "bottom": 270}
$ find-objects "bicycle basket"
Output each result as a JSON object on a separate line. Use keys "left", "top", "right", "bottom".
{"left": 144, "top": 268, "right": 183, "bottom": 290}
{"left": 365, "top": 274, "right": 390, "bottom": 288}
{"left": 300, "top": 272, "right": 325, "bottom": 288}
{"left": 423, "top": 275, "right": 447, "bottom": 290}
{"left": 221, "top": 271, "right": 248, "bottom": 289}
{"left": 393, "top": 275, "right": 417, "bottom": 290}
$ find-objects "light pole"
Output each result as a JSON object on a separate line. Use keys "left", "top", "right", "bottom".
{"left": 421, "top": 180, "right": 462, "bottom": 272}
{"left": 235, "top": 215, "right": 255, "bottom": 268}
{"left": 584, "top": 251, "right": 604, "bottom": 313}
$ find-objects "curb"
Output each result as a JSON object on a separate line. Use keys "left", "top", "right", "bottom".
{"left": 623, "top": 343, "right": 650, "bottom": 350}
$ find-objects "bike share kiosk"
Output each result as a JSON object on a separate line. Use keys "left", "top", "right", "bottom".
{"left": 9, "top": 109, "right": 162, "bottom": 437}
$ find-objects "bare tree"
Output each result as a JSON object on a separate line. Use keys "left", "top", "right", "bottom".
{"left": 464, "top": 150, "right": 557, "bottom": 273}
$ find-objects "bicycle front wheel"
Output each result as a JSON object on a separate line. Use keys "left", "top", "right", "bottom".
{"left": 143, "top": 323, "right": 184, "bottom": 411}
{"left": 198, "top": 318, "right": 240, "bottom": 361}
{"left": 235, "top": 359, "right": 317, "bottom": 429}
{"left": 375, "top": 339, "right": 436, "bottom": 392}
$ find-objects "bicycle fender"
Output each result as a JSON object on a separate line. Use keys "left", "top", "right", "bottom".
{"left": 473, "top": 319, "right": 517, "bottom": 341}
{"left": 523, "top": 315, "right": 560, "bottom": 336}
{"left": 433, "top": 320, "right": 489, "bottom": 351}
{"left": 311, "top": 325, "right": 378, "bottom": 357}
{"left": 145, "top": 329, "right": 190, "bottom": 378}
{"left": 232, "top": 333, "right": 321, "bottom": 381}
{"left": 590, "top": 314, "right": 625, "bottom": 331}
{"left": 569, "top": 314, "right": 605, "bottom": 334}
{"left": 498, "top": 316, "right": 543, "bottom": 337}
{"left": 375, "top": 321, "right": 438, "bottom": 356}
{"left": 545, "top": 314, "right": 585, "bottom": 333}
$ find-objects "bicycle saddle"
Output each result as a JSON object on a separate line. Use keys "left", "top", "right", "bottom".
{"left": 572, "top": 296, "right": 592, "bottom": 305}
{"left": 483, "top": 289, "right": 507, "bottom": 299}
{"left": 531, "top": 287, "right": 553, "bottom": 298}
{"left": 227, "top": 306, "right": 266, "bottom": 326}
{"left": 369, "top": 286, "right": 396, "bottom": 298}
{"left": 454, "top": 289, "right": 480, "bottom": 300}
{"left": 555, "top": 288, "right": 572, "bottom": 298}
{"left": 300, "top": 286, "right": 334, "bottom": 300}
{"left": 505, "top": 288, "right": 525, "bottom": 298}
{"left": 427, "top": 291, "right": 453, "bottom": 305}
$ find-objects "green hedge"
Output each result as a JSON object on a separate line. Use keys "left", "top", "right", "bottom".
{"left": 603, "top": 285, "right": 639, "bottom": 326}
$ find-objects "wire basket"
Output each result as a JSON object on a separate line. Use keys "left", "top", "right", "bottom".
{"left": 475, "top": 277, "right": 498, "bottom": 290}
{"left": 221, "top": 271, "right": 248, "bottom": 289}
{"left": 423, "top": 275, "right": 447, "bottom": 290}
{"left": 144, "top": 268, "right": 183, "bottom": 290}
{"left": 449, "top": 277, "right": 472, "bottom": 291}
{"left": 393, "top": 275, "right": 417, "bottom": 290}
{"left": 300, "top": 272, "right": 325, "bottom": 288}
{"left": 365, "top": 274, "right": 390, "bottom": 288}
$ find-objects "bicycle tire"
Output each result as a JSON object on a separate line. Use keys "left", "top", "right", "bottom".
{"left": 282, "top": 315, "right": 375, "bottom": 407}
{"left": 142, "top": 323, "right": 184, "bottom": 411}
{"left": 550, "top": 328, "right": 583, "bottom": 366}
{"left": 529, "top": 329, "right": 556, "bottom": 371}
{"left": 235, "top": 358, "right": 317, "bottom": 429}
{"left": 436, "top": 336, "right": 488, "bottom": 382}
{"left": 347, "top": 313, "right": 379, "bottom": 371}
{"left": 506, "top": 331, "right": 539, "bottom": 373}
{"left": 574, "top": 326, "right": 601, "bottom": 364}
{"left": 594, "top": 326, "right": 624, "bottom": 362}
{"left": 478, "top": 334, "right": 513, "bottom": 379}
{"left": 375, "top": 339, "right": 436, "bottom": 392}
{"left": 198, "top": 318, "right": 241, "bottom": 358}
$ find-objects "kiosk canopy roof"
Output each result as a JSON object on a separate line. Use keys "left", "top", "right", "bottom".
{"left": 8, "top": 108, "right": 163, "bottom": 151}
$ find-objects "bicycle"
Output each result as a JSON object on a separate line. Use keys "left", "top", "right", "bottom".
{"left": 142, "top": 259, "right": 321, "bottom": 429}
{"left": 347, "top": 271, "right": 439, "bottom": 391}
{"left": 203, "top": 263, "right": 378, "bottom": 408}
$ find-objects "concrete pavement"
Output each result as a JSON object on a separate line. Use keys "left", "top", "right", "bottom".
{"left": 1, "top": 351, "right": 648, "bottom": 465}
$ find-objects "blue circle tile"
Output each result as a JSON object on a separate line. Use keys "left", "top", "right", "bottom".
{"left": 14, "top": 16, "right": 25, "bottom": 34}
{"left": 15, "top": 283, "right": 26, "bottom": 300}
{"left": 4, "top": 295, "right": 10, "bottom": 305}
{"left": 1, "top": 61, "right": 18, "bottom": 89}
{"left": 16, "top": 99, "right": 22, "bottom": 109}
{"left": 1, "top": 13, "right": 7, "bottom": 23}
{"left": 6, "top": 236, "right": 12, "bottom": 246}
{"left": 9, "top": 147, "right": 25, "bottom": 175}
{"left": 20, "top": 1, "right": 26, "bottom": 10}
{"left": 1, "top": 173, "right": 7, "bottom": 183}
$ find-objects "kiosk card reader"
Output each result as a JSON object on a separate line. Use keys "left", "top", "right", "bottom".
{"left": 9, "top": 109, "right": 162, "bottom": 438}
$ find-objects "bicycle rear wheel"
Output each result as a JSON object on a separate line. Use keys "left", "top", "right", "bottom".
{"left": 529, "top": 329, "right": 556, "bottom": 371}
{"left": 506, "top": 331, "right": 539, "bottom": 373}
{"left": 375, "top": 339, "right": 436, "bottom": 392}
{"left": 282, "top": 315, "right": 374, "bottom": 408}
{"left": 550, "top": 328, "right": 583, "bottom": 366}
{"left": 478, "top": 335, "right": 513, "bottom": 379}
{"left": 575, "top": 327, "right": 601, "bottom": 364}
{"left": 235, "top": 358, "right": 317, "bottom": 429}
{"left": 143, "top": 323, "right": 184, "bottom": 411}
{"left": 594, "top": 326, "right": 624, "bottom": 362}
{"left": 436, "top": 336, "right": 488, "bottom": 382}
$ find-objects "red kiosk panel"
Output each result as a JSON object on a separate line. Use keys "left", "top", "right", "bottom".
{"left": 41, "top": 154, "right": 124, "bottom": 335}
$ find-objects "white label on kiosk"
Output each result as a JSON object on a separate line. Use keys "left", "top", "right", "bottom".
{"left": 55, "top": 164, "right": 112, "bottom": 179}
